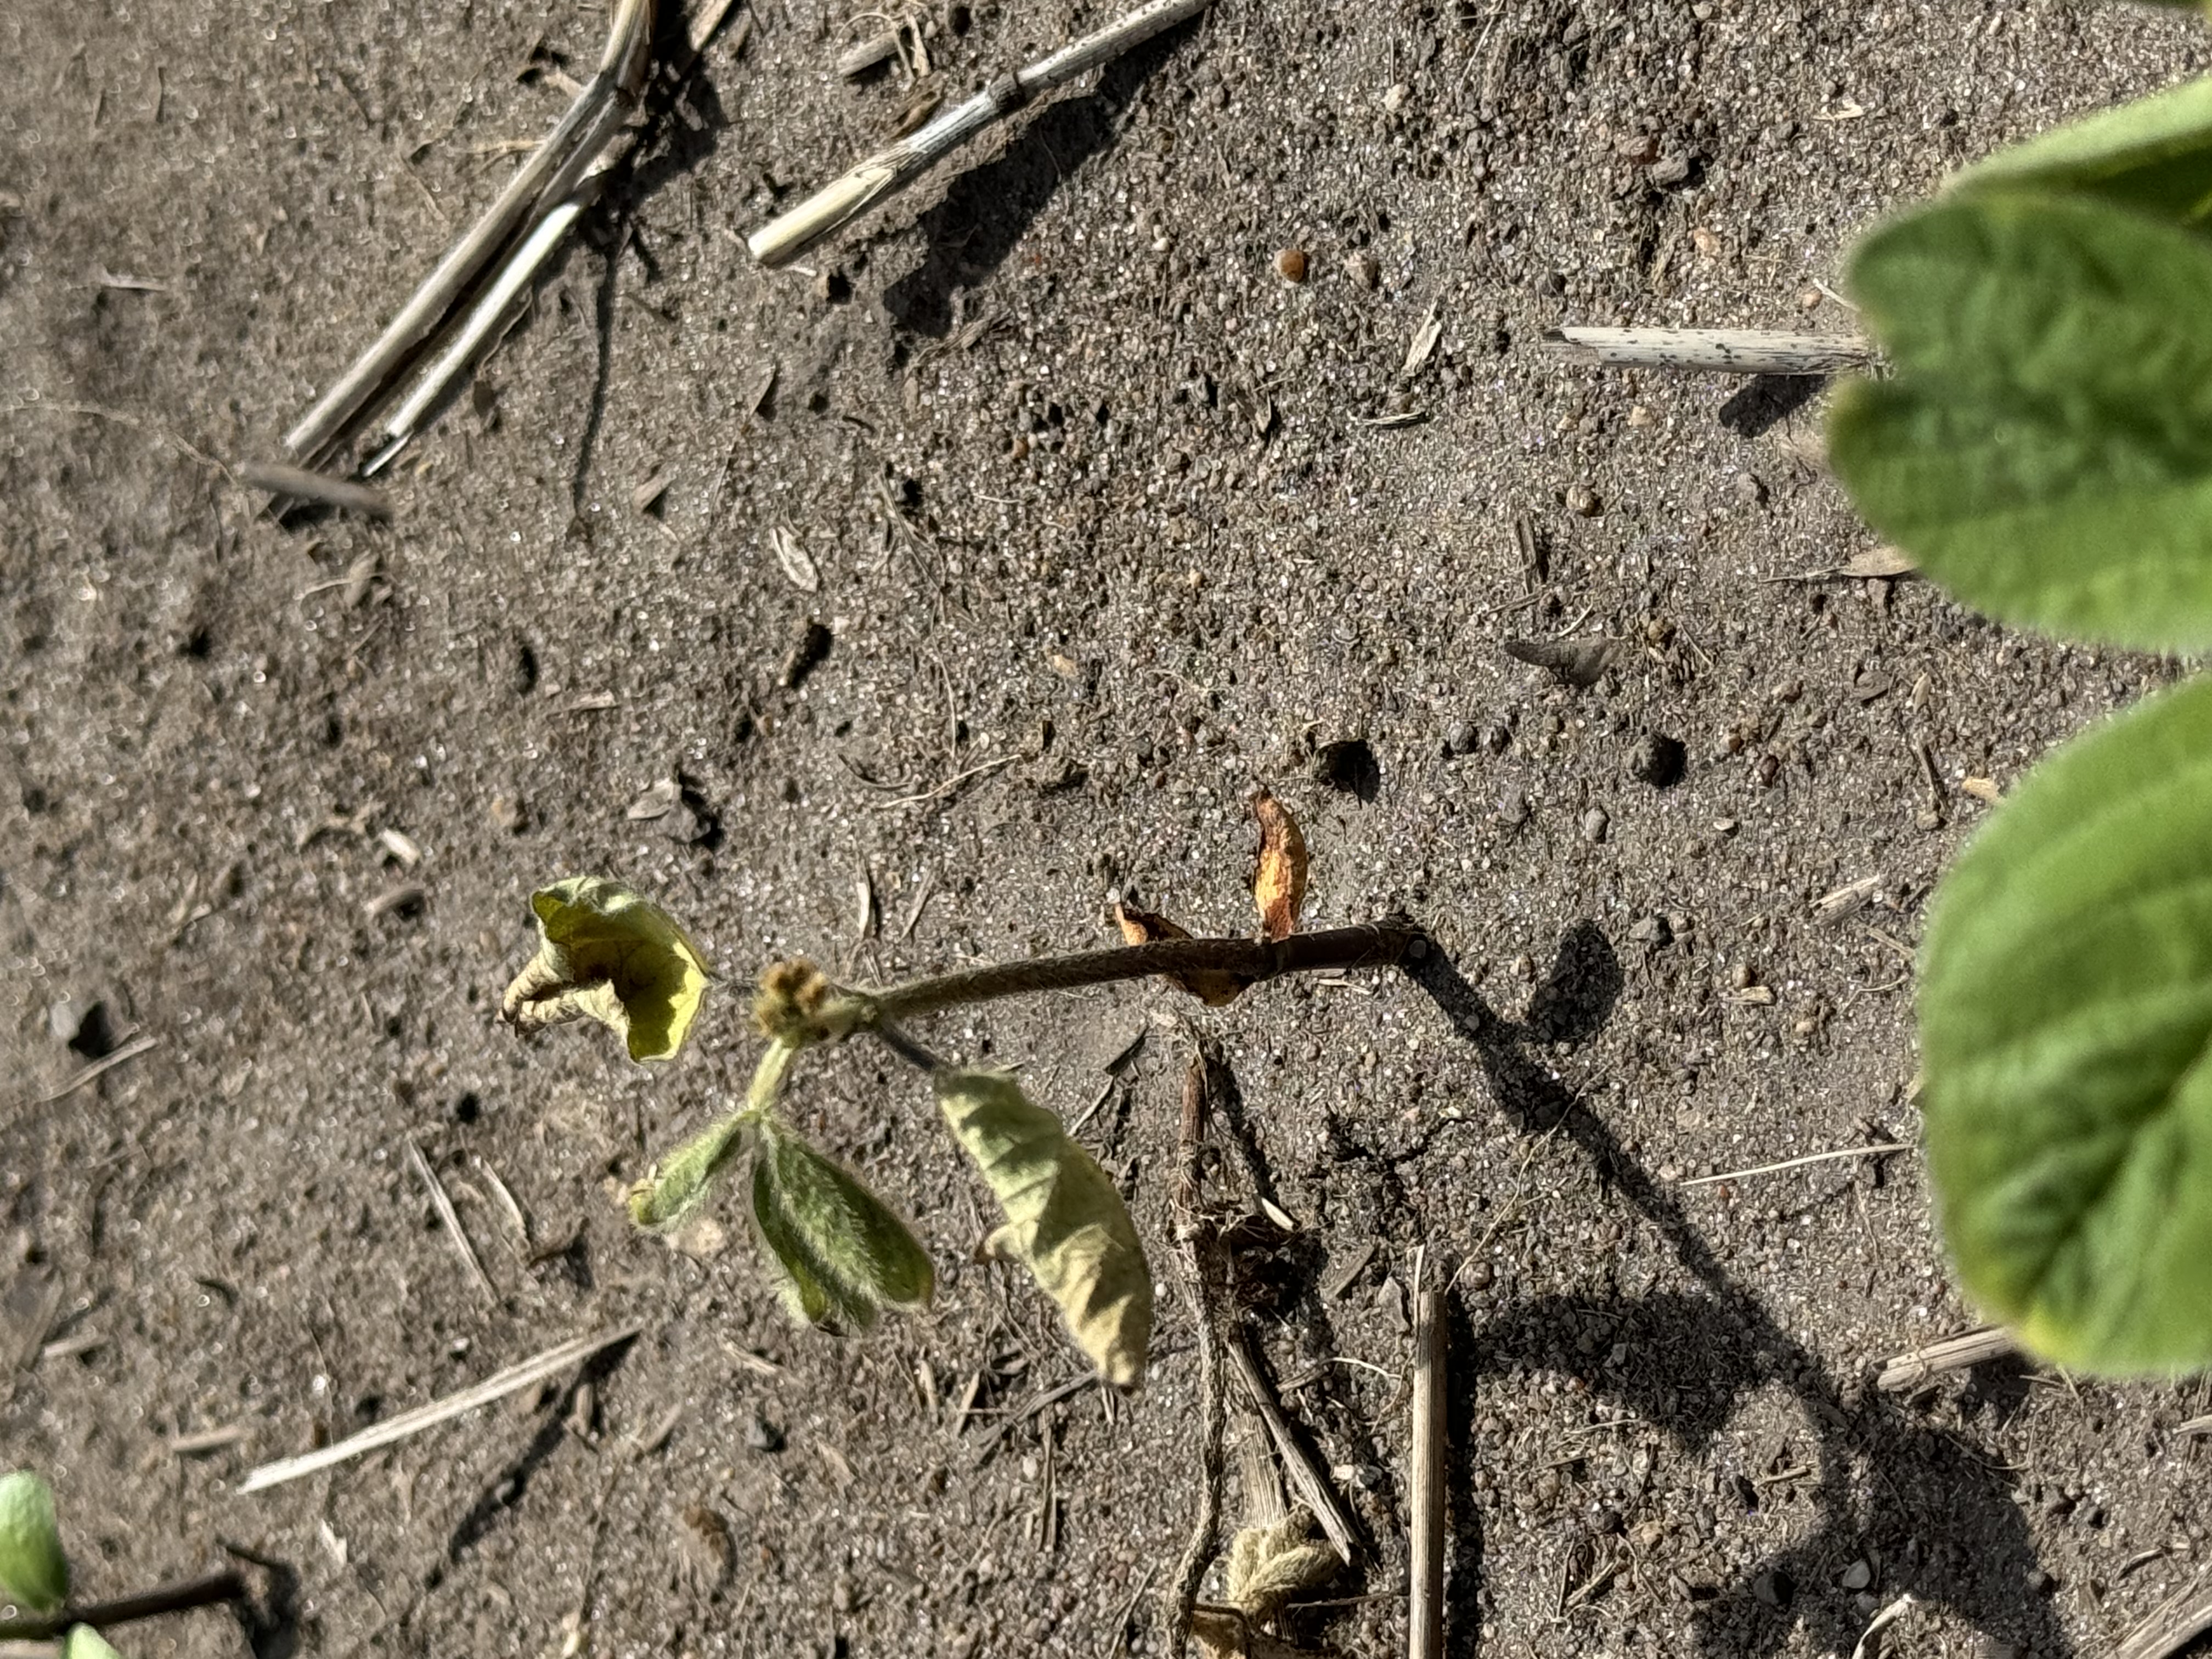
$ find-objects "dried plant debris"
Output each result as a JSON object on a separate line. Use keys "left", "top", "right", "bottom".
{"left": 1504, "top": 634, "right": 1615, "bottom": 689}
{"left": 1250, "top": 791, "right": 1308, "bottom": 943}
{"left": 936, "top": 1069, "right": 1153, "bottom": 1389}
{"left": 1112, "top": 904, "right": 1254, "bottom": 1007}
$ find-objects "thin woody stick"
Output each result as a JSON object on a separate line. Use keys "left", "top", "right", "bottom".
{"left": 356, "top": 0, "right": 747, "bottom": 473}
{"left": 1408, "top": 1271, "right": 1448, "bottom": 1659}
{"left": 746, "top": 0, "right": 1210, "bottom": 268}
{"left": 282, "top": 0, "right": 655, "bottom": 466}
{"left": 236, "top": 1324, "right": 641, "bottom": 1493}
{"left": 866, "top": 922, "right": 1418, "bottom": 1025}
{"left": 1544, "top": 326, "right": 1875, "bottom": 375}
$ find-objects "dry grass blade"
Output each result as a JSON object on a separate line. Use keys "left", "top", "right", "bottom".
{"left": 1873, "top": 1325, "right": 2016, "bottom": 1391}
{"left": 1226, "top": 1330, "right": 1357, "bottom": 1567}
{"left": 408, "top": 1137, "right": 495, "bottom": 1301}
{"left": 238, "top": 461, "right": 393, "bottom": 518}
{"left": 37, "top": 1034, "right": 161, "bottom": 1103}
{"left": 1408, "top": 1282, "right": 1447, "bottom": 1659}
{"left": 283, "top": 0, "right": 655, "bottom": 463}
{"left": 1676, "top": 1143, "right": 1911, "bottom": 1188}
{"left": 2112, "top": 1565, "right": 2212, "bottom": 1659}
{"left": 237, "top": 1324, "right": 642, "bottom": 1492}
{"left": 747, "top": 0, "right": 1212, "bottom": 267}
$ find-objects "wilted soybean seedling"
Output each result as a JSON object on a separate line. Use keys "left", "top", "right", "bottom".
{"left": 0, "top": 1471, "right": 246, "bottom": 1654}
{"left": 499, "top": 792, "right": 1415, "bottom": 1386}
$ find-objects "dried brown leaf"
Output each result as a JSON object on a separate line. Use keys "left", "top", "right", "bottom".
{"left": 1842, "top": 545, "right": 1917, "bottom": 579}
{"left": 1111, "top": 903, "right": 1250, "bottom": 1006}
{"left": 1251, "top": 791, "right": 1307, "bottom": 942}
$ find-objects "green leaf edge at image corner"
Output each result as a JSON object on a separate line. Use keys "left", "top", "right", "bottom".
{"left": 1920, "top": 675, "right": 2212, "bottom": 1374}
{"left": 0, "top": 1470, "right": 69, "bottom": 1615}
{"left": 1829, "top": 190, "right": 2212, "bottom": 653}
{"left": 1949, "top": 72, "right": 2212, "bottom": 220}
{"left": 65, "top": 1626, "right": 126, "bottom": 1659}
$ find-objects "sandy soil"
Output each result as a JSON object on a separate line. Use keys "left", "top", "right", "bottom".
{"left": 6, "top": 0, "right": 2212, "bottom": 1655}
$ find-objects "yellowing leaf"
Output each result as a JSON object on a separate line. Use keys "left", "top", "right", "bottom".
{"left": 1111, "top": 903, "right": 1250, "bottom": 1007}
{"left": 751, "top": 1115, "right": 934, "bottom": 1329}
{"left": 503, "top": 877, "right": 714, "bottom": 1063}
{"left": 935, "top": 1069, "right": 1153, "bottom": 1388}
{"left": 0, "top": 1471, "right": 68, "bottom": 1616}
{"left": 1251, "top": 791, "right": 1308, "bottom": 943}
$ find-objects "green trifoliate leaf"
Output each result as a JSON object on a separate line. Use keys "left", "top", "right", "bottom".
{"left": 1921, "top": 675, "right": 2212, "bottom": 1373}
{"left": 935, "top": 1069, "right": 1153, "bottom": 1388}
{"left": 749, "top": 1115, "right": 934, "bottom": 1329}
{"left": 0, "top": 1471, "right": 69, "bottom": 1615}
{"left": 1950, "top": 76, "right": 2212, "bottom": 222}
{"left": 1831, "top": 191, "right": 2212, "bottom": 651}
{"left": 502, "top": 877, "right": 714, "bottom": 1063}
{"left": 64, "top": 1627, "right": 126, "bottom": 1659}
{"left": 627, "top": 1045, "right": 796, "bottom": 1233}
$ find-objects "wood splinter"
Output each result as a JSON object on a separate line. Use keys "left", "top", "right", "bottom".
{"left": 1545, "top": 326, "right": 1876, "bottom": 376}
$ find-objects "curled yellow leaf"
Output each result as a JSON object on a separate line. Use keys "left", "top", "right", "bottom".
{"left": 502, "top": 876, "right": 714, "bottom": 1062}
{"left": 936, "top": 1069, "right": 1153, "bottom": 1388}
{"left": 1111, "top": 902, "right": 1250, "bottom": 1007}
{"left": 1250, "top": 790, "right": 1307, "bottom": 943}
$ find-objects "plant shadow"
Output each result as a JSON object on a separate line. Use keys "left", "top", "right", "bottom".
{"left": 883, "top": 15, "right": 1200, "bottom": 337}
{"left": 1403, "top": 932, "right": 2069, "bottom": 1659}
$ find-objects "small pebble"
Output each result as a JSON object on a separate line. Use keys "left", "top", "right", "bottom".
{"left": 1581, "top": 807, "right": 1610, "bottom": 844}
{"left": 744, "top": 1413, "right": 784, "bottom": 1453}
{"left": 1649, "top": 152, "right": 1694, "bottom": 188}
{"left": 1735, "top": 471, "right": 1769, "bottom": 506}
{"left": 1615, "top": 132, "right": 1660, "bottom": 164}
{"left": 1274, "top": 247, "right": 1308, "bottom": 284}
{"left": 1444, "top": 720, "right": 1477, "bottom": 756}
{"left": 1627, "top": 915, "right": 1672, "bottom": 945}
{"left": 1381, "top": 82, "right": 1409, "bottom": 111}
{"left": 1627, "top": 404, "right": 1654, "bottom": 428}
{"left": 1345, "top": 251, "right": 1380, "bottom": 289}
{"left": 1498, "top": 788, "right": 1530, "bottom": 826}
{"left": 1565, "top": 482, "right": 1600, "bottom": 517}
{"left": 1841, "top": 1560, "right": 1874, "bottom": 1591}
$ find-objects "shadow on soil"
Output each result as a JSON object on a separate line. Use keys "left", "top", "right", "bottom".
{"left": 884, "top": 15, "right": 1200, "bottom": 337}
{"left": 1403, "top": 928, "right": 2066, "bottom": 1659}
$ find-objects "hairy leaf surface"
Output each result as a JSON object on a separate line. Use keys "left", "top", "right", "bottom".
{"left": 750, "top": 1115, "right": 933, "bottom": 1329}
{"left": 1922, "top": 676, "right": 2212, "bottom": 1371}
{"left": 1831, "top": 193, "right": 2212, "bottom": 650}
{"left": 936, "top": 1069, "right": 1153, "bottom": 1387}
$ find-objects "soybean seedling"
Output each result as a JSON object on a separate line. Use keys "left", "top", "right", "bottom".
{"left": 498, "top": 791, "right": 1413, "bottom": 1386}
{"left": 0, "top": 1471, "right": 245, "bottom": 1655}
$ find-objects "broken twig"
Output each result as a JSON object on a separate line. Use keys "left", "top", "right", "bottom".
{"left": 1873, "top": 1325, "right": 2016, "bottom": 1391}
{"left": 237, "top": 1324, "right": 641, "bottom": 1492}
{"left": 1408, "top": 1276, "right": 1447, "bottom": 1659}
{"left": 1544, "top": 326, "right": 1875, "bottom": 375}
{"left": 748, "top": 0, "right": 1211, "bottom": 267}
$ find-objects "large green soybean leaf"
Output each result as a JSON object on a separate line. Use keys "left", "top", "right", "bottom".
{"left": 0, "top": 1472, "right": 68, "bottom": 1615}
{"left": 936, "top": 1070, "right": 1153, "bottom": 1388}
{"left": 1952, "top": 76, "right": 2212, "bottom": 222}
{"left": 1922, "top": 676, "right": 2212, "bottom": 1372}
{"left": 749, "top": 1114, "right": 933, "bottom": 1329}
{"left": 1831, "top": 193, "right": 2212, "bottom": 651}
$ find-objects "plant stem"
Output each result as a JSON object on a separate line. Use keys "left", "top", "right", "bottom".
{"left": 864, "top": 921, "right": 1418, "bottom": 1025}
{"left": 0, "top": 1570, "right": 246, "bottom": 1642}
